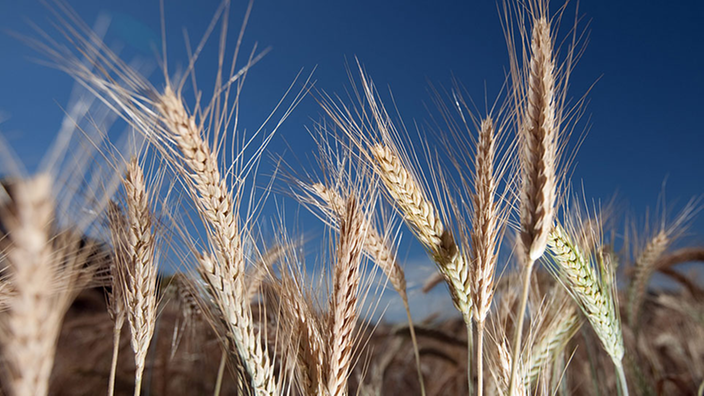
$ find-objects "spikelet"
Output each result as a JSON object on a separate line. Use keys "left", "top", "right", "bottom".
{"left": 310, "top": 181, "right": 427, "bottom": 394}
{"left": 626, "top": 230, "right": 668, "bottom": 328}
{"left": 267, "top": 268, "right": 326, "bottom": 396}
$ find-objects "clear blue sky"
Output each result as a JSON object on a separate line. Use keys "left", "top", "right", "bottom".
{"left": 1, "top": 1, "right": 702, "bottom": 313}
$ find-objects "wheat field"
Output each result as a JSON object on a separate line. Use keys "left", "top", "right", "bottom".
{"left": 0, "top": 1, "right": 702, "bottom": 395}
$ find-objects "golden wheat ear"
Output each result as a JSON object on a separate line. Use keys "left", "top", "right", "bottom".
{"left": 508, "top": 5, "right": 569, "bottom": 391}
{"left": 326, "top": 194, "right": 369, "bottom": 396}
{"left": 113, "top": 158, "right": 159, "bottom": 396}
{"left": 156, "top": 87, "right": 277, "bottom": 396}
{"left": 308, "top": 180, "right": 426, "bottom": 394}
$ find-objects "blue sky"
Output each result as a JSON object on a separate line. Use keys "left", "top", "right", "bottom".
{"left": 1, "top": 1, "right": 703, "bottom": 318}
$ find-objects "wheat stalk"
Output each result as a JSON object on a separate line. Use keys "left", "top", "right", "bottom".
{"left": 327, "top": 195, "right": 367, "bottom": 396}
{"left": 311, "top": 182, "right": 426, "bottom": 394}
{"left": 471, "top": 117, "right": 502, "bottom": 396}
{"left": 547, "top": 224, "right": 628, "bottom": 395}
{"left": 119, "top": 158, "right": 158, "bottom": 396}
{"left": 157, "top": 86, "right": 277, "bottom": 395}
{"left": 371, "top": 144, "right": 472, "bottom": 321}
{"left": 510, "top": 14, "right": 560, "bottom": 394}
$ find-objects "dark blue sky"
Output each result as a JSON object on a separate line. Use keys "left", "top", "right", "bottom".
{"left": 1, "top": 0, "right": 703, "bottom": 262}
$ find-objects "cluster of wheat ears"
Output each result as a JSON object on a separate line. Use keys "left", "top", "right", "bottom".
{"left": 0, "top": 1, "right": 702, "bottom": 395}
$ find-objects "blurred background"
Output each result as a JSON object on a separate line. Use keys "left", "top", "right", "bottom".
{"left": 1, "top": 0, "right": 702, "bottom": 320}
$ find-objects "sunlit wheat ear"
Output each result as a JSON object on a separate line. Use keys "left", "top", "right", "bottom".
{"left": 327, "top": 195, "right": 368, "bottom": 396}
{"left": 547, "top": 224, "right": 629, "bottom": 394}
{"left": 470, "top": 117, "right": 503, "bottom": 396}
{"left": 524, "top": 303, "right": 580, "bottom": 388}
{"left": 0, "top": 175, "right": 57, "bottom": 396}
{"left": 519, "top": 16, "right": 558, "bottom": 264}
{"left": 510, "top": 14, "right": 561, "bottom": 394}
{"left": 312, "top": 183, "right": 407, "bottom": 304}
{"left": 471, "top": 117, "right": 501, "bottom": 323}
{"left": 119, "top": 158, "right": 158, "bottom": 396}
{"left": 311, "top": 182, "right": 425, "bottom": 393}
{"left": 370, "top": 144, "right": 472, "bottom": 321}
{"left": 157, "top": 87, "right": 276, "bottom": 396}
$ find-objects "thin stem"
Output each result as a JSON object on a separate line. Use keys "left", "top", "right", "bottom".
{"left": 134, "top": 369, "right": 143, "bottom": 396}
{"left": 108, "top": 326, "right": 121, "bottom": 396}
{"left": 615, "top": 361, "right": 629, "bottom": 396}
{"left": 214, "top": 348, "right": 226, "bottom": 396}
{"left": 403, "top": 298, "right": 426, "bottom": 396}
{"left": 467, "top": 321, "right": 473, "bottom": 395}
{"left": 476, "top": 320, "right": 485, "bottom": 396}
{"left": 508, "top": 260, "right": 534, "bottom": 396}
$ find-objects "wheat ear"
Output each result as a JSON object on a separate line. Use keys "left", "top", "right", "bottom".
{"left": 510, "top": 16, "right": 559, "bottom": 394}
{"left": 491, "top": 337, "right": 528, "bottom": 396}
{"left": 371, "top": 144, "right": 472, "bottom": 321}
{"left": 626, "top": 230, "right": 668, "bottom": 328}
{"left": 327, "top": 195, "right": 367, "bottom": 396}
{"left": 119, "top": 159, "right": 158, "bottom": 396}
{"left": 524, "top": 305, "right": 580, "bottom": 388}
{"left": 471, "top": 117, "right": 502, "bottom": 396}
{"left": 269, "top": 269, "right": 326, "bottom": 396}
{"left": 157, "top": 86, "right": 276, "bottom": 395}
{"left": 0, "top": 175, "right": 57, "bottom": 396}
{"left": 547, "top": 224, "right": 628, "bottom": 395}
{"left": 312, "top": 182, "right": 425, "bottom": 394}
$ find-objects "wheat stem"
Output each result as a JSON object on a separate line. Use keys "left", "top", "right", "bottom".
{"left": 476, "top": 320, "right": 485, "bottom": 396}
{"left": 108, "top": 326, "right": 121, "bottom": 396}
{"left": 509, "top": 263, "right": 534, "bottom": 395}
{"left": 214, "top": 348, "right": 227, "bottom": 396}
